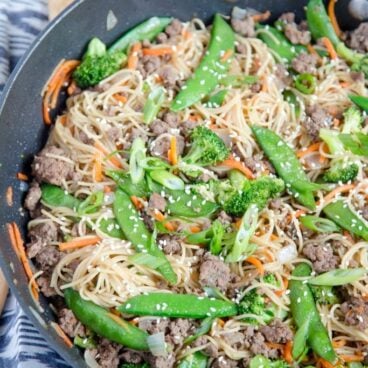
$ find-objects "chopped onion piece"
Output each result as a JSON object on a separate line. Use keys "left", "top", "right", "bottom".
{"left": 106, "top": 10, "right": 118, "bottom": 31}
{"left": 147, "top": 332, "right": 167, "bottom": 357}
{"left": 84, "top": 349, "right": 101, "bottom": 368}
{"left": 277, "top": 244, "right": 297, "bottom": 264}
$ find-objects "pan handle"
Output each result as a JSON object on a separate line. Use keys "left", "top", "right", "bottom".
{"left": 0, "top": 269, "right": 9, "bottom": 315}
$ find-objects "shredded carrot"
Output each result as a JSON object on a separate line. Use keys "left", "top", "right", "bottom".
{"left": 217, "top": 319, "right": 225, "bottom": 327}
{"left": 260, "top": 249, "right": 274, "bottom": 263}
{"left": 246, "top": 256, "right": 264, "bottom": 276}
{"left": 190, "top": 225, "right": 202, "bottom": 233}
{"left": 343, "top": 230, "right": 354, "bottom": 242}
{"left": 153, "top": 210, "right": 166, "bottom": 222}
{"left": 339, "top": 355, "right": 364, "bottom": 363}
{"left": 155, "top": 75, "right": 163, "bottom": 84}
{"left": 93, "top": 152, "right": 104, "bottom": 182}
{"left": 104, "top": 186, "right": 112, "bottom": 193}
{"left": 297, "top": 142, "right": 322, "bottom": 158}
{"left": 307, "top": 43, "right": 318, "bottom": 56}
{"left": 16, "top": 172, "right": 29, "bottom": 181}
{"left": 94, "top": 141, "right": 123, "bottom": 169}
{"left": 323, "top": 183, "right": 356, "bottom": 204}
{"left": 261, "top": 76, "right": 268, "bottom": 92}
{"left": 67, "top": 80, "right": 77, "bottom": 96}
{"left": 109, "top": 308, "right": 121, "bottom": 316}
{"left": 332, "top": 339, "right": 346, "bottom": 348}
{"left": 252, "top": 10, "right": 271, "bottom": 22}
{"left": 168, "top": 136, "right": 178, "bottom": 165}
{"left": 6, "top": 186, "right": 13, "bottom": 207}
{"left": 142, "top": 47, "right": 174, "bottom": 56}
{"left": 234, "top": 218, "right": 242, "bottom": 230}
{"left": 328, "top": 0, "right": 341, "bottom": 38}
{"left": 7, "top": 223, "right": 20, "bottom": 258}
{"left": 270, "top": 234, "right": 279, "bottom": 241}
{"left": 182, "top": 29, "right": 192, "bottom": 40}
{"left": 164, "top": 221, "right": 177, "bottom": 232}
{"left": 130, "top": 317, "right": 139, "bottom": 326}
{"left": 275, "top": 277, "right": 289, "bottom": 297}
{"left": 42, "top": 60, "right": 80, "bottom": 125}
{"left": 50, "top": 322, "right": 73, "bottom": 348}
{"left": 219, "top": 156, "right": 255, "bottom": 179}
{"left": 127, "top": 42, "right": 142, "bottom": 70}
{"left": 339, "top": 81, "right": 350, "bottom": 88}
{"left": 266, "top": 342, "right": 284, "bottom": 350}
{"left": 59, "top": 236, "right": 101, "bottom": 252}
{"left": 220, "top": 49, "right": 233, "bottom": 63}
{"left": 318, "top": 359, "right": 335, "bottom": 368}
{"left": 283, "top": 341, "right": 293, "bottom": 364}
{"left": 322, "top": 37, "right": 337, "bottom": 60}
{"left": 131, "top": 195, "right": 144, "bottom": 210}
{"left": 188, "top": 113, "right": 201, "bottom": 122}
{"left": 59, "top": 115, "right": 68, "bottom": 126}
{"left": 113, "top": 93, "right": 128, "bottom": 104}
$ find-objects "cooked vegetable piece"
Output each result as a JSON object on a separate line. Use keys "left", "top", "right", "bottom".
{"left": 150, "top": 170, "right": 185, "bottom": 190}
{"left": 109, "top": 17, "right": 172, "bottom": 52}
{"left": 339, "top": 133, "right": 368, "bottom": 157}
{"left": 41, "top": 184, "right": 81, "bottom": 210}
{"left": 74, "top": 335, "right": 96, "bottom": 349}
{"left": 300, "top": 215, "right": 340, "bottom": 233}
{"left": 64, "top": 288, "right": 149, "bottom": 350}
{"left": 295, "top": 73, "right": 316, "bottom": 94}
{"left": 98, "top": 218, "right": 124, "bottom": 239}
{"left": 183, "top": 317, "right": 214, "bottom": 344}
{"left": 349, "top": 94, "right": 368, "bottom": 113}
{"left": 289, "top": 263, "right": 337, "bottom": 363}
{"left": 143, "top": 87, "right": 166, "bottom": 124}
{"left": 205, "top": 90, "right": 227, "bottom": 107}
{"left": 310, "top": 285, "right": 339, "bottom": 305}
{"left": 129, "top": 138, "right": 146, "bottom": 184}
{"left": 77, "top": 191, "right": 104, "bottom": 215}
{"left": 252, "top": 126, "right": 319, "bottom": 209}
{"left": 308, "top": 268, "right": 367, "bottom": 286}
{"left": 323, "top": 200, "right": 368, "bottom": 240}
{"left": 171, "top": 14, "right": 235, "bottom": 111}
{"left": 118, "top": 292, "right": 238, "bottom": 318}
{"left": 177, "top": 352, "right": 208, "bottom": 368}
{"left": 283, "top": 90, "right": 301, "bottom": 118}
{"left": 113, "top": 189, "right": 177, "bottom": 283}
{"left": 107, "top": 170, "right": 149, "bottom": 198}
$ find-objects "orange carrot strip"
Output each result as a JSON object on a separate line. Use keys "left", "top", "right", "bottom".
{"left": 104, "top": 186, "right": 112, "bottom": 193}
{"left": 219, "top": 156, "right": 255, "bottom": 179}
{"left": 190, "top": 225, "right": 202, "bottom": 233}
{"left": 131, "top": 195, "right": 144, "bottom": 210}
{"left": 59, "top": 236, "right": 101, "bottom": 252}
{"left": 67, "top": 80, "right": 77, "bottom": 96}
{"left": 142, "top": 47, "right": 173, "bottom": 56}
{"left": 6, "top": 186, "right": 13, "bottom": 207}
{"left": 94, "top": 141, "right": 123, "bottom": 169}
{"left": 182, "top": 29, "right": 192, "bottom": 40}
{"left": 50, "top": 322, "right": 73, "bottom": 348}
{"left": 93, "top": 152, "right": 104, "bottom": 182}
{"left": 153, "top": 210, "right": 166, "bottom": 222}
{"left": 318, "top": 358, "right": 335, "bottom": 368}
{"left": 283, "top": 341, "right": 293, "bottom": 364}
{"left": 340, "top": 355, "right": 364, "bottom": 363}
{"left": 113, "top": 93, "right": 128, "bottom": 104}
{"left": 270, "top": 234, "right": 279, "bottom": 241}
{"left": 16, "top": 172, "right": 29, "bottom": 181}
{"left": 128, "top": 42, "right": 142, "bottom": 70}
{"left": 343, "top": 230, "right": 354, "bottom": 243}
{"left": 332, "top": 339, "right": 346, "bottom": 348}
{"left": 328, "top": 0, "right": 341, "bottom": 38}
{"left": 217, "top": 319, "right": 225, "bottom": 327}
{"left": 7, "top": 223, "right": 20, "bottom": 259}
{"left": 322, "top": 37, "right": 337, "bottom": 60}
{"left": 323, "top": 184, "right": 356, "bottom": 204}
{"left": 260, "top": 249, "right": 274, "bottom": 262}
{"left": 266, "top": 342, "right": 284, "bottom": 350}
{"left": 168, "top": 136, "right": 178, "bottom": 165}
{"left": 275, "top": 277, "right": 289, "bottom": 296}
{"left": 297, "top": 143, "right": 322, "bottom": 158}
{"left": 252, "top": 10, "right": 271, "bottom": 22}
{"left": 221, "top": 49, "right": 233, "bottom": 63}
{"left": 164, "top": 221, "right": 177, "bottom": 232}
{"left": 188, "top": 113, "right": 201, "bottom": 122}
{"left": 246, "top": 256, "right": 264, "bottom": 276}
{"left": 340, "top": 81, "right": 350, "bottom": 88}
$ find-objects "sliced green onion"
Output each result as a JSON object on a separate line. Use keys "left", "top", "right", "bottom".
{"left": 283, "top": 90, "right": 301, "bottom": 118}
{"left": 74, "top": 335, "right": 96, "bottom": 349}
{"left": 300, "top": 215, "right": 340, "bottom": 233}
{"left": 209, "top": 220, "right": 225, "bottom": 255}
{"left": 77, "top": 191, "right": 104, "bottom": 215}
{"left": 308, "top": 268, "right": 367, "bottom": 286}
{"left": 147, "top": 332, "right": 167, "bottom": 357}
{"left": 177, "top": 352, "right": 208, "bottom": 368}
{"left": 150, "top": 170, "right": 185, "bottom": 190}
{"left": 129, "top": 138, "right": 146, "bottom": 184}
{"left": 141, "top": 157, "right": 171, "bottom": 171}
{"left": 143, "top": 87, "right": 165, "bottom": 124}
{"left": 128, "top": 253, "right": 166, "bottom": 270}
{"left": 219, "top": 74, "right": 258, "bottom": 87}
{"left": 203, "top": 286, "right": 231, "bottom": 303}
{"left": 183, "top": 316, "right": 214, "bottom": 344}
{"left": 295, "top": 73, "right": 316, "bottom": 95}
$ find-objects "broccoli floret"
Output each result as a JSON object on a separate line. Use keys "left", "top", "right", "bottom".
{"left": 263, "top": 273, "right": 278, "bottom": 286}
{"left": 342, "top": 106, "right": 363, "bottom": 134}
{"left": 221, "top": 176, "right": 285, "bottom": 217}
{"left": 238, "top": 290, "right": 274, "bottom": 324}
{"left": 320, "top": 128, "right": 359, "bottom": 184}
{"left": 310, "top": 285, "right": 340, "bottom": 305}
{"left": 182, "top": 126, "right": 230, "bottom": 166}
{"left": 73, "top": 37, "right": 126, "bottom": 89}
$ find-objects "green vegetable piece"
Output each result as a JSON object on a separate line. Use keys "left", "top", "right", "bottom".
{"left": 141, "top": 157, "right": 171, "bottom": 171}
{"left": 310, "top": 285, "right": 340, "bottom": 305}
{"left": 342, "top": 105, "right": 363, "bottom": 134}
{"left": 205, "top": 90, "right": 227, "bottom": 107}
{"left": 295, "top": 73, "right": 317, "bottom": 95}
{"left": 73, "top": 38, "right": 126, "bottom": 89}
{"left": 249, "top": 355, "right": 271, "bottom": 368}
{"left": 128, "top": 253, "right": 166, "bottom": 269}
{"left": 219, "top": 74, "right": 258, "bottom": 87}
{"left": 347, "top": 363, "right": 364, "bottom": 368}
{"left": 257, "top": 25, "right": 306, "bottom": 62}
{"left": 64, "top": 288, "right": 149, "bottom": 350}
{"left": 41, "top": 184, "right": 81, "bottom": 210}
{"left": 150, "top": 170, "right": 185, "bottom": 190}
{"left": 226, "top": 204, "right": 258, "bottom": 263}
{"left": 283, "top": 90, "right": 301, "bottom": 118}
{"left": 144, "top": 87, "right": 166, "bottom": 124}
{"left": 77, "top": 191, "right": 104, "bottom": 215}
{"left": 107, "top": 170, "right": 149, "bottom": 198}
{"left": 98, "top": 218, "right": 125, "bottom": 239}
{"left": 113, "top": 189, "right": 177, "bottom": 284}
{"left": 118, "top": 292, "right": 238, "bottom": 319}
{"left": 109, "top": 17, "right": 172, "bottom": 52}
{"left": 177, "top": 352, "right": 208, "bottom": 368}
{"left": 300, "top": 215, "right": 340, "bottom": 233}
{"left": 339, "top": 133, "right": 368, "bottom": 157}
{"left": 171, "top": 14, "right": 235, "bottom": 111}
{"left": 308, "top": 268, "right": 367, "bottom": 286}
{"left": 323, "top": 200, "right": 368, "bottom": 240}
{"left": 120, "top": 363, "right": 149, "bottom": 368}
{"left": 74, "top": 335, "right": 96, "bottom": 349}
{"left": 289, "top": 263, "right": 337, "bottom": 363}
{"left": 349, "top": 94, "right": 368, "bottom": 113}
{"left": 183, "top": 316, "right": 214, "bottom": 344}
{"left": 129, "top": 138, "right": 146, "bottom": 184}
{"left": 252, "top": 125, "right": 317, "bottom": 209}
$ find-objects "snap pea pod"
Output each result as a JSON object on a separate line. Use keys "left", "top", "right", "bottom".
{"left": 256, "top": 24, "right": 306, "bottom": 62}
{"left": 308, "top": 268, "right": 367, "bottom": 286}
{"left": 148, "top": 180, "right": 219, "bottom": 218}
{"left": 41, "top": 184, "right": 81, "bottom": 210}
{"left": 118, "top": 292, "right": 238, "bottom": 319}
{"left": 107, "top": 169, "right": 149, "bottom": 198}
{"left": 349, "top": 94, "right": 368, "bottom": 113}
{"left": 177, "top": 352, "right": 208, "bottom": 368}
{"left": 113, "top": 189, "right": 177, "bottom": 284}
{"left": 252, "top": 126, "right": 318, "bottom": 209}
{"left": 205, "top": 90, "right": 227, "bottom": 108}
{"left": 323, "top": 200, "right": 368, "bottom": 241}
{"left": 171, "top": 14, "right": 235, "bottom": 111}
{"left": 299, "top": 215, "right": 340, "bottom": 233}
{"left": 64, "top": 288, "right": 149, "bottom": 350}
{"left": 289, "top": 264, "right": 337, "bottom": 364}
{"left": 98, "top": 218, "right": 125, "bottom": 239}
{"left": 109, "top": 17, "right": 172, "bottom": 52}
{"left": 339, "top": 133, "right": 368, "bottom": 157}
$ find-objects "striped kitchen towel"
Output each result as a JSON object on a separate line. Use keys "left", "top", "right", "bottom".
{"left": 0, "top": 1, "right": 70, "bottom": 367}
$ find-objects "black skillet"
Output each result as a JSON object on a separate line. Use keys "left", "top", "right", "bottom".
{"left": 0, "top": 0, "right": 359, "bottom": 366}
